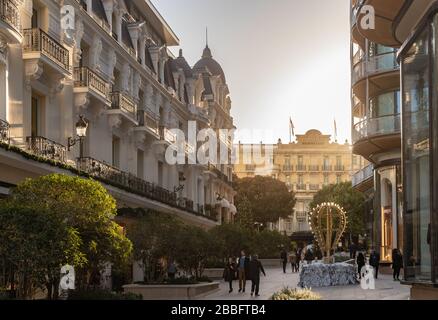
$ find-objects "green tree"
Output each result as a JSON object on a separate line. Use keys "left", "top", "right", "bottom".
{"left": 209, "top": 223, "right": 254, "bottom": 259}
{"left": 174, "top": 226, "right": 218, "bottom": 279}
{"left": 234, "top": 176, "right": 296, "bottom": 225}
{"left": 128, "top": 212, "right": 182, "bottom": 283}
{"left": 0, "top": 204, "right": 85, "bottom": 299}
{"left": 309, "top": 182, "right": 366, "bottom": 242}
{"left": 235, "top": 195, "right": 254, "bottom": 229}
{"left": 8, "top": 174, "right": 133, "bottom": 290}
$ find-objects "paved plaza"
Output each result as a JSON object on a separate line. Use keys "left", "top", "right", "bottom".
{"left": 201, "top": 267, "right": 410, "bottom": 300}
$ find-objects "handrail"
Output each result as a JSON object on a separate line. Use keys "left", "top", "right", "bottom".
{"left": 353, "top": 114, "right": 401, "bottom": 143}
{"left": 74, "top": 67, "right": 111, "bottom": 100}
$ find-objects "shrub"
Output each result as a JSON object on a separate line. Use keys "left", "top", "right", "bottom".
{"left": 271, "top": 287, "right": 321, "bottom": 300}
{"left": 67, "top": 289, "right": 142, "bottom": 300}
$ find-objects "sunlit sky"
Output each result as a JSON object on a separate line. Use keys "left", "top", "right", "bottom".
{"left": 152, "top": 0, "right": 351, "bottom": 144}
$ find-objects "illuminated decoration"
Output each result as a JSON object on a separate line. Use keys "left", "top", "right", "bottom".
{"left": 309, "top": 202, "right": 347, "bottom": 259}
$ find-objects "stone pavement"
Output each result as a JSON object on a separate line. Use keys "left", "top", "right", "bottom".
{"left": 200, "top": 267, "right": 411, "bottom": 300}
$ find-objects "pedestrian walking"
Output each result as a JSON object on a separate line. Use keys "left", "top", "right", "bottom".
{"left": 248, "top": 255, "right": 266, "bottom": 297}
{"left": 223, "top": 257, "right": 237, "bottom": 293}
{"left": 369, "top": 249, "right": 380, "bottom": 279}
{"left": 357, "top": 251, "right": 365, "bottom": 279}
{"left": 349, "top": 242, "right": 357, "bottom": 259}
{"left": 167, "top": 261, "right": 177, "bottom": 280}
{"left": 281, "top": 249, "right": 288, "bottom": 273}
{"left": 289, "top": 251, "right": 298, "bottom": 273}
{"left": 392, "top": 249, "right": 403, "bottom": 281}
{"left": 237, "top": 250, "right": 250, "bottom": 293}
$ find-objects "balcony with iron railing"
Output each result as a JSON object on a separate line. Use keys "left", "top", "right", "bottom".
{"left": 296, "top": 165, "right": 306, "bottom": 172}
{"left": 26, "top": 136, "right": 67, "bottom": 163}
{"left": 308, "top": 165, "right": 320, "bottom": 172}
{"left": 23, "top": 28, "right": 70, "bottom": 73}
{"left": 0, "top": 118, "right": 9, "bottom": 143}
{"left": 77, "top": 157, "right": 215, "bottom": 220}
{"left": 282, "top": 164, "right": 293, "bottom": 172}
{"left": 352, "top": 163, "right": 374, "bottom": 189}
{"left": 0, "top": 0, "right": 21, "bottom": 42}
{"left": 352, "top": 51, "right": 399, "bottom": 85}
{"left": 322, "top": 165, "right": 332, "bottom": 172}
{"left": 245, "top": 164, "right": 256, "bottom": 172}
{"left": 110, "top": 92, "right": 138, "bottom": 122}
{"left": 74, "top": 67, "right": 111, "bottom": 103}
{"left": 309, "top": 184, "right": 320, "bottom": 191}
{"left": 334, "top": 165, "right": 345, "bottom": 171}
{"left": 296, "top": 184, "right": 307, "bottom": 191}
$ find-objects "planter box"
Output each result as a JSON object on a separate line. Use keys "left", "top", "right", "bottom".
{"left": 259, "top": 259, "right": 282, "bottom": 267}
{"left": 123, "top": 282, "right": 220, "bottom": 300}
{"left": 203, "top": 268, "right": 224, "bottom": 279}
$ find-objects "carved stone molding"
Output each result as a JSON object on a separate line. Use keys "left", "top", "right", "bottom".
{"left": 0, "top": 36, "right": 8, "bottom": 65}
{"left": 24, "top": 60, "right": 43, "bottom": 90}
{"left": 108, "top": 113, "right": 122, "bottom": 129}
{"left": 74, "top": 92, "right": 90, "bottom": 110}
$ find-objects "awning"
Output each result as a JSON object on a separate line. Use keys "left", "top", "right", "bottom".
{"left": 218, "top": 198, "right": 230, "bottom": 209}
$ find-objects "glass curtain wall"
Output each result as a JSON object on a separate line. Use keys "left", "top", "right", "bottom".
{"left": 401, "top": 25, "right": 431, "bottom": 282}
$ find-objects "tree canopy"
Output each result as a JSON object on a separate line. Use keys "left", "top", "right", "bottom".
{"left": 234, "top": 176, "right": 296, "bottom": 225}
{"left": 7, "top": 174, "right": 133, "bottom": 290}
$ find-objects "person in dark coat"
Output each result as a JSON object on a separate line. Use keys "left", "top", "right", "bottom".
{"left": 280, "top": 249, "right": 288, "bottom": 273}
{"left": 369, "top": 249, "right": 380, "bottom": 279}
{"left": 349, "top": 243, "right": 357, "bottom": 259}
{"left": 248, "top": 255, "right": 266, "bottom": 297}
{"left": 392, "top": 249, "right": 403, "bottom": 281}
{"left": 223, "top": 257, "right": 237, "bottom": 293}
{"left": 237, "top": 250, "right": 250, "bottom": 293}
{"left": 356, "top": 252, "right": 365, "bottom": 279}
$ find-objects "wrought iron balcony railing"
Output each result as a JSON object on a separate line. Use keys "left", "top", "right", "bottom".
{"left": 353, "top": 114, "right": 401, "bottom": 143}
{"left": 245, "top": 164, "right": 256, "bottom": 172}
{"left": 0, "top": 0, "right": 20, "bottom": 33}
{"left": 282, "top": 165, "right": 293, "bottom": 172}
{"left": 334, "top": 165, "right": 345, "bottom": 171}
{"left": 296, "top": 165, "right": 306, "bottom": 171}
{"left": 352, "top": 164, "right": 374, "bottom": 187}
{"left": 309, "top": 184, "right": 320, "bottom": 191}
{"left": 110, "top": 92, "right": 137, "bottom": 120}
{"left": 308, "top": 165, "right": 320, "bottom": 172}
{"left": 23, "top": 28, "right": 70, "bottom": 71}
{"left": 296, "top": 184, "right": 307, "bottom": 191}
{"left": 74, "top": 67, "right": 111, "bottom": 101}
{"left": 77, "top": 157, "right": 215, "bottom": 220}
{"left": 0, "top": 118, "right": 9, "bottom": 143}
{"left": 26, "top": 136, "right": 67, "bottom": 163}
{"left": 322, "top": 165, "right": 332, "bottom": 172}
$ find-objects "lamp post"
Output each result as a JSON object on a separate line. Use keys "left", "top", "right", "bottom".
{"left": 68, "top": 115, "right": 88, "bottom": 159}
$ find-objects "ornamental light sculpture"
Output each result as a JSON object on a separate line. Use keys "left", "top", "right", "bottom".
{"left": 309, "top": 202, "right": 347, "bottom": 261}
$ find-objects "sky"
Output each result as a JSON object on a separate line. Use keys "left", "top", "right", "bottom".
{"left": 152, "top": 0, "right": 351, "bottom": 144}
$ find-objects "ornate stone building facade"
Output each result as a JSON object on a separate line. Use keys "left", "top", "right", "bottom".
{"left": 0, "top": 0, "right": 236, "bottom": 230}
{"left": 234, "top": 130, "right": 357, "bottom": 239}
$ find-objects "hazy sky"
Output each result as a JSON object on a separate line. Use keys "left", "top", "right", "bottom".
{"left": 152, "top": 0, "right": 351, "bottom": 144}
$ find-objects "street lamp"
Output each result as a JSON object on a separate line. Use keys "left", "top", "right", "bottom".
{"left": 68, "top": 115, "right": 88, "bottom": 159}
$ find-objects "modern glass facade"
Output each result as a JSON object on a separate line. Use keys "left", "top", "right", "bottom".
{"left": 400, "top": 12, "right": 438, "bottom": 284}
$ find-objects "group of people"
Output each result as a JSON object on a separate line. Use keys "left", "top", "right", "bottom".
{"left": 281, "top": 248, "right": 303, "bottom": 273}
{"left": 355, "top": 245, "right": 404, "bottom": 281}
{"left": 223, "top": 250, "right": 266, "bottom": 297}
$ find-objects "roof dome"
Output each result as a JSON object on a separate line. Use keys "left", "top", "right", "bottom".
{"left": 173, "top": 49, "right": 193, "bottom": 78}
{"left": 193, "top": 46, "right": 226, "bottom": 83}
